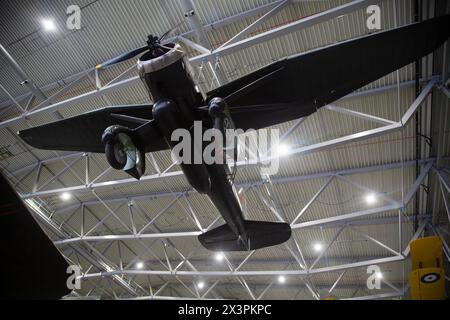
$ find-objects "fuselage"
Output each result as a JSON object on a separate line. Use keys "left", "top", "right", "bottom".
{"left": 137, "top": 44, "right": 248, "bottom": 242}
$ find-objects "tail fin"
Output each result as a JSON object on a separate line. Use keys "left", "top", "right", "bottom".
{"left": 198, "top": 220, "right": 291, "bottom": 251}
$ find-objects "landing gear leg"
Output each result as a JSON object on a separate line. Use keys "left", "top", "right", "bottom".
{"left": 208, "top": 97, "right": 238, "bottom": 180}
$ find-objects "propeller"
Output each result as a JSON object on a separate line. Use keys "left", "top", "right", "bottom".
{"left": 95, "top": 20, "right": 187, "bottom": 70}
{"left": 95, "top": 35, "right": 163, "bottom": 70}
{"left": 95, "top": 45, "right": 148, "bottom": 70}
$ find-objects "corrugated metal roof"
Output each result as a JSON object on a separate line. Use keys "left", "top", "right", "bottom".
{"left": 0, "top": 0, "right": 448, "bottom": 299}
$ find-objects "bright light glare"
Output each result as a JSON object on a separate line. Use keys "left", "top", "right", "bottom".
{"left": 101, "top": 181, "right": 116, "bottom": 186}
{"left": 41, "top": 19, "right": 57, "bottom": 31}
{"left": 276, "top": 144, "right": 291, "bottom": 156}
{"left": 215, "top": 252, "right": 224, "bottom": 262}
{"left": 278, "top": 275, "right": 286, "bottom": 284}
{"left": 197, "top": 281, "right": 205, "bottom": 289}
{"left": 60, "top": 192, "right": 72, "bottom": 201}
{"left": 313, "top": 243, "right": 323, "bottom": 252}
{"left": 365, "top": 193, "right": 377, "bottom": 205}
{"left": 376, "top": 272, "right": 383, "bottom": 279}
{"left": 136, "top": 262, "right": 144, "bottom": 269}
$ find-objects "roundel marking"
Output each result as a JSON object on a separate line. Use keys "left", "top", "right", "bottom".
{"left": 420, "top": 273, "right": 440, "bottom": 284}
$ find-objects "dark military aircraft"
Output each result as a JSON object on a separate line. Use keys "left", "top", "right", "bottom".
{"left": 19, "top": 15, "right": 449, "bottom": 251}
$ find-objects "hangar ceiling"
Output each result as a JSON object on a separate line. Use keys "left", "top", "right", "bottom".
{"left": 0, "top": 0, "right": 449, "bottom": 299}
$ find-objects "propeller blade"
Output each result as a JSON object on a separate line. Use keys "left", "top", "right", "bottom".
{"left": 96, "top": 45, "right": 148, "bottom": 70}
{"left": 159, "top": 19, "right": 187, "bottom": 43}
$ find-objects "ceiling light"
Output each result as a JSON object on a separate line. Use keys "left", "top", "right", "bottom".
{"left": 60, "top": 192, "right": 72, "bottom": 201}
{"left": 215, "top": 252, "right": 224, "bottom": 262}
{"left": 278, "top": 275, "right": 286, "bottom": 284}
{"left": 365, "top": 193, "right": 377, "bottom": 205}
{"left": 197, "top": 281, "right": 205, "bottom": 290}
{"left": 313, "top": 243, "right": 323, "bottom": 252}
{"left": 41, "top": 18, "right": 57, "bottom": 32}
{"left": 276, "top": 143, "right": 291, "bottom": 156}
{"left": 136, "top": 262, "right": 144, "bottom": 269}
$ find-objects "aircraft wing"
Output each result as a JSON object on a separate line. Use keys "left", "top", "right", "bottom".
{"left": 18, "top": 104, "right": 169, "bottom": 153}
{"left": 205, "top": 14, "right": 450, "bottom": 130}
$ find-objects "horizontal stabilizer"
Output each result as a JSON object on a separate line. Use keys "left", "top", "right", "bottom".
{"left": 198, "top": 220, "right": 291, "bottom": 252}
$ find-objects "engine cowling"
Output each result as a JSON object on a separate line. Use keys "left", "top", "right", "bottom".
{"left": 102, "top": 125, "right": 145, "bottom": 180}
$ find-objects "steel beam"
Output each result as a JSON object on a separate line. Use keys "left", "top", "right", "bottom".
{"left": 72, "top": 216, "right": 425, "bottom": 299}
{"left": 0, "top": 67, "right": 95, "bottom": 111}
{"left": 0, "top": 75, "right": 141, "bottom": 129}
{"left": 35, "top": 155, "right": 84, "bottom": 192}
{"left": 0, "top": 83, "right": 25, "bottom": 113}
{"left": 32, "top": 73, "right": 92, "bottom": 113}
{"left": 324, "top": 104, "right": 397, "bottom": 126}
{"left": 342, "top": 291, "right": 404, "bottom": 300}
{"left": 439, "top": 179, "right": 450, "bottom": 223}
{"left": 25, "top": 198, "right": 140, "bottom": 296}
{"left": 53, "top": 214, "right": 431, "bottom": 245}
{"left": 291, "top": 204, "right": 401, "bottom": 230}
{"left": 0, "top": 0, "right": 439, "bottom": 130}
{"left": 0, "top": 73, "right": 430, "bottom": 133}
{"left": 402, "top": 221, "right": 428, "bottom": 257}
{"left": 329, "top": 271, "right": 346, "bottom": 294}
{"left": 403, "top": 161, "right": 434, "bottom": 204}
{"left": 348, "top": 226, "right": 401, "bottom": 256}
{"left": 338, "top": 76, "right": 439, "bottom": 100}
{"left": 401, "top": 79, "right": 438, "bottom": 124}
{"left": 180, "top": 0, "right": 227, "bottom": 85}
{"left": 292, "top": 161, "right": 431, "bottom": 230}
{"left": 291, "top": 175, "right": 334, "bottom": 225}
{"left": 176, "top": 1, "right": 288, "bottom": 41}
{"left": 138, "top": 195, "right": 183, "bottom": 234}
{"left": 252, "top": 80, "right": 436, "bottom": 165}
{"left": 169, "top": 79, "right": 419, "bottom": 174}
{"left": 0, "top": 1, "right": 286, "bottom": 112}
{"left": 428, "top": 224, "right": 450, "bottom": 262}
{"left": 336, "top": 174, "right": 400, "bottom": 206}
{"left": 309, "top": 226, "right": 346, "bottom": 270}
{"left": 20, "top": 156, "right": 436, "bottom": 201}
{"left": 80, "top": 255, "right": 404, "bottom": 279}
{"left": 218, "top": 0, "right": 291, "bottom": 48}
{"left": 107, "top": 255, "right": 396, "bottom": 269}
{"left": 10, "top": 152, "right": 85, "bottom": 178}
{"left": 436, "top": 169, "right": 450, "bottom": 194}
{"left": 121, "top": 295, "right": 223, "bottom": 301}
{"left": 189, "top": 0, "right": 382, "bottom": 65}
{"left": 178, "top": 36, "right": 210, "bottom": 54}
{"left": 0, "top": 45, "right": 47, "bottom": 100}
{"left": 440, "top": 85, "right": 450, "bottom": 99}
{"left": 180, "top": 0, "right": 212, "bottom": 50}
{"left": 54, "top": 231, "right": 203, "bottom": 246}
